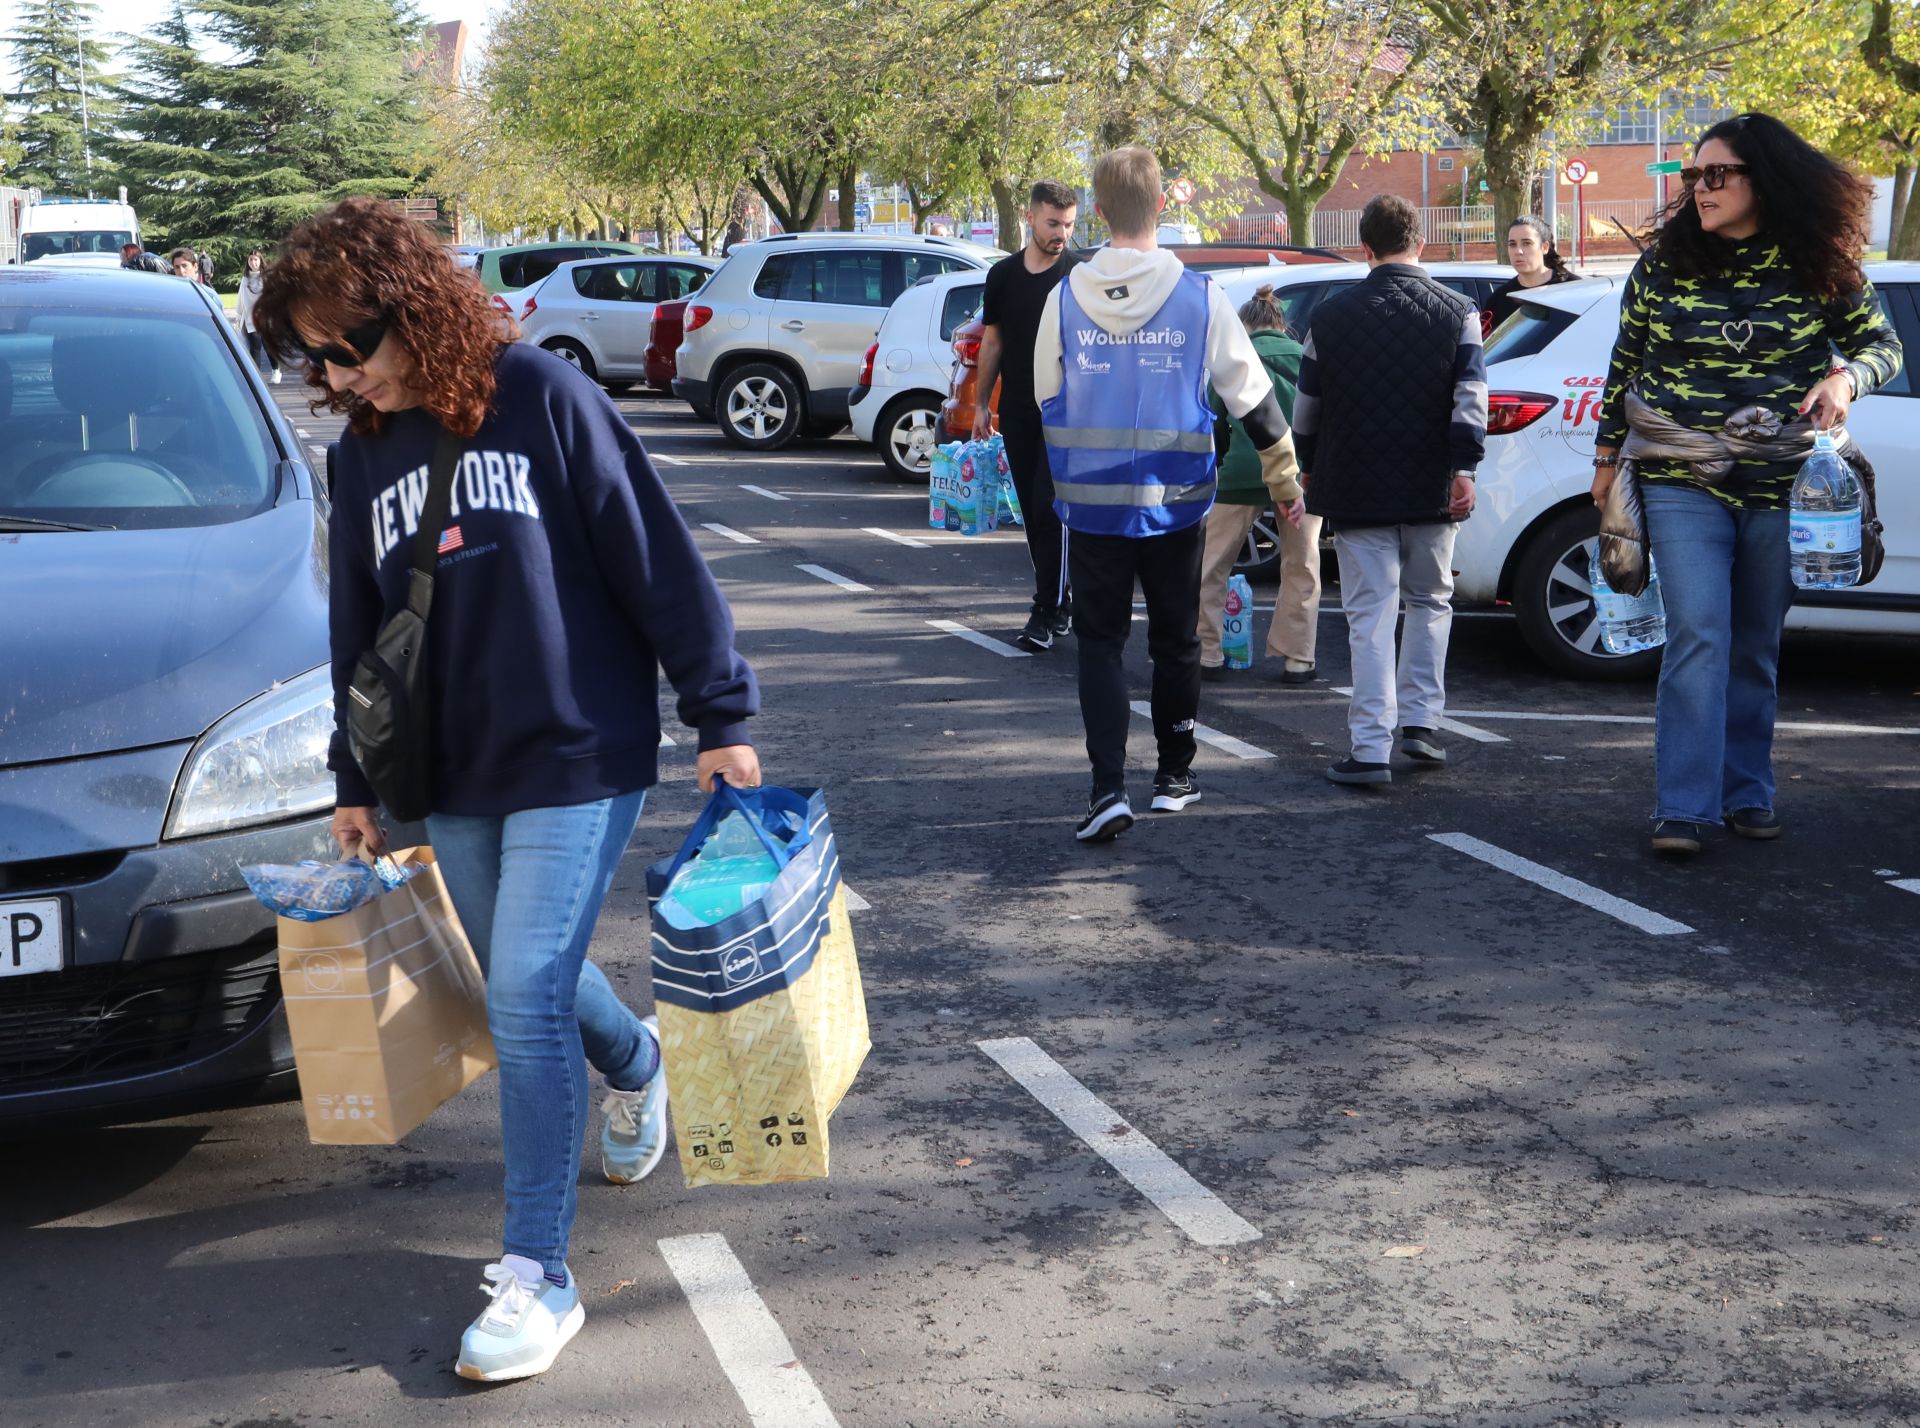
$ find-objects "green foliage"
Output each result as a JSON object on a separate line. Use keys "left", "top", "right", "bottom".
{"left": 112, "top": 0, "right": 425, "bottom": 275}
{"left": 4, "top": 0, "right": 120, "bottom": 193}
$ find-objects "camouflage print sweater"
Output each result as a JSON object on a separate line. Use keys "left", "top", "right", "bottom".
{"left": 1597, "top": 235, "right": 1904, "bottom": 509}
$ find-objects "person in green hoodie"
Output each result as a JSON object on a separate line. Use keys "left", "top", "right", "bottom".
{"left": 1198, "top": 284, "right": 1316, "bottom": 683}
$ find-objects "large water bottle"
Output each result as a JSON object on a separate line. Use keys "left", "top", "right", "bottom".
{"left": 1221, "top": 573, "right": 1254, "bottom": 669}
{"left": 1589, "top": 544, "right": 1666, "bottom": 654}
{"left": 1790, "top": 431, "right": 1863, "bottom": 589}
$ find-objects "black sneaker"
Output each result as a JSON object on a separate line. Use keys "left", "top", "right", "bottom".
{"left": 1326, "top": 758, "right": 1391, "bottom": 786}
{"left": 1200, "top": 663, "right": 1231, "bottom": 684}
{"left": 1052, "top": 605, "right": 1073, "bottom": 638}
{"left": 1075, "top": 790, "right": 1134, "bottom": 842}
{"left": 1399, "top": 728, "right": 1446, "bottom": 764}
{"left": 1150, "top": 770, "right": 1201, "bottom": 812}
{"left": 1015, "top": 612, "right": 1054, "bottom": 653}
{"left": 1651, "top": 820, "right": 1702, "bottom": 855}
{"left": 1724, "top": 808, "right": 1782, "bottom": 840}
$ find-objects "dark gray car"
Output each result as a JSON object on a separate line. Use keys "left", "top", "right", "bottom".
{"left": 0, "top": 266, "right": 334, "bottom": 1134}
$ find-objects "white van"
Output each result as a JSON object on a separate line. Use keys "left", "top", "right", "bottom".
{"left": 17, "top": 198, "right": 141, "bottom": 268}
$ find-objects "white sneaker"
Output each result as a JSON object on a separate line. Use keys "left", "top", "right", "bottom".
{"left": 271, "top": 369, "right": 283, "bottom": 384}
{"left": 600, "top": 1015, "right": 669, "bottom": 1184}
{"left": 456, "top": 1259, "right": 584, "bottom": 1382}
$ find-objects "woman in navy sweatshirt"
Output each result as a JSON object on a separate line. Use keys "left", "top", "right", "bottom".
{"left": 256, "top": 199, "right": 760, "bottom": 1382}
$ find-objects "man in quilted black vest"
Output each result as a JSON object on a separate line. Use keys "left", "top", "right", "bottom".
{"left": 1293, "top": 194, "right": 1486, "bottom": 786}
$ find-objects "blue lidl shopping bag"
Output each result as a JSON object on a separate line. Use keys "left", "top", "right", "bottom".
{"left": 647, "top": 783, "right": 869, "bottom": 1186}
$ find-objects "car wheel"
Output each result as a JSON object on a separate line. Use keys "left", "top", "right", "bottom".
{"left": 720, "top": 364, "right": 803, "bottom": 450}
{"left": 1511, "top": 504, "right": 1663, "bottom": 681}
{"left": 1231, "top": 506, "right": 1283, "bottom": 582}
{"left": 542, "top": 338, "right": 597, "bottom": 381}
{"left": 605, "top": 381, "right": 637, "bottom": 395}
{"left": 877, "top": 396, "right": 942, "bottom": 479}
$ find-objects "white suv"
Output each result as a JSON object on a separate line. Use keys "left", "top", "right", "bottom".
{"left": 674, "top": 232, "right": 1002, "bottom": 450}
{"left": 517, "top": 254, "right": 715, "bottom": 393}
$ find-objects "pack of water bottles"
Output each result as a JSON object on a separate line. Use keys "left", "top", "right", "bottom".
{"left": 1221, "top": 573, "right": 1255, "bottom": 669}
{"left": 655, "top": 806, "right": 806, "bottom": 929}
{"left": 929, "top": 435, "right": 1021, "bottom": 535}
{"left": 240, "top": 855, "right": 421, "bottom": 922}
{"left": 1790, "top": 430, "right": 1863, "bottom": 590}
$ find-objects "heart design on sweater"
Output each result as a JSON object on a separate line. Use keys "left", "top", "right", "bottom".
{"left": 1721, "top": 320, "right": 1754, "bottom": 352}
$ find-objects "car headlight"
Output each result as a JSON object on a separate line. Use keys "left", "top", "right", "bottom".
{"left": 164, "top": 664, "right": 335, "bottom": 839}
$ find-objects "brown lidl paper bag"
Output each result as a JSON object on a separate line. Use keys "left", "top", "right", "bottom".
{"left": 276, "top": 848, "right": 494, "bottom": 1145}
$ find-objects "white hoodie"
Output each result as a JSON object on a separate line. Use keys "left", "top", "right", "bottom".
{"left": 1031, "top": 247, "right": 1300, "bottom": 501}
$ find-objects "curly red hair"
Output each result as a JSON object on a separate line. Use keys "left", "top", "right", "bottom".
{"left": 254, "top": 197, "right": 511, "bottom": 438}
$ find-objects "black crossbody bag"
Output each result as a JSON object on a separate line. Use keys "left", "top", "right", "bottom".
{"left": 343, "top": 428, "right": 464, "bottom": 822}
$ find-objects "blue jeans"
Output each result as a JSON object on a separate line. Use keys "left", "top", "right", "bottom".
{"left": 426, "top": 791, "right": 659, "bottom": 1276}
{"left": 1642, "top": 483, "right": 1794, "bottom": 825}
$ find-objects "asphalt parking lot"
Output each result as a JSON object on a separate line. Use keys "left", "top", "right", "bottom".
{"left": 8, "top": 385, "right": 1920, "bottom": 1428}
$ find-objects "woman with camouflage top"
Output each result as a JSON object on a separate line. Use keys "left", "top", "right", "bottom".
{"left": 1592, "top": 112, "right": 1903, "bottom": 858}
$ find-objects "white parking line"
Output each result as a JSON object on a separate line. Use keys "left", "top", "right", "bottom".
{"left": 296, "top": 427, "right": 312, "bottom": 437}
{"left": 739, "top": 484, "right": 790, "bottom": 501}
{"left": 927, "top": 619, "right": 1030, "bottom": 658}
{"left": 1128, "top": 702, "right": 1275, "bottom": 761}
{"left": 658, "top": 1233, "right": 841, "bottom": 1428}
{"left": 864, "top": 526, "right": 930, "bottom": 549}
{"left": 843, "top": 886, "right": 871, "bottom": 912}
{"left": 307, "top": 445, "right": 327, "bottom": 459}
{"left": 1329, "top": 688, "right": 1508, "bottom": 745}
{"left": 652, "top": 452, "right": 690, "bottom": 466}
{"left": 660, "top": 731, "right": 677, "bottom": 748}
{"left": 1446, "top": 709, "right": 1920, "bottom": 737}
{"left": 796, "top": 563, "right": 872, "bottom": 593}
{"left": 1428, "top": 832, "right": 1694, "bottom": 936}
{"left": 1890, "top": 880, "right": 1920, "bottom": 897}
{"left": 702, "top": 523, "right": 760, "bottom": 545}
{"left": 977, "top": 1036, "right": 1262, "bottom": 1247}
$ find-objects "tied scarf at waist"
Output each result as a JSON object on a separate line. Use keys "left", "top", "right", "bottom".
{"left": 1618, "top": 389, "right": 1855, "bottom": 478}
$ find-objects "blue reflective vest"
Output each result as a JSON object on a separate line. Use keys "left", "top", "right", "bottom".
{"left": 1041, "top": 269, "right": 1216, "bottom": 538}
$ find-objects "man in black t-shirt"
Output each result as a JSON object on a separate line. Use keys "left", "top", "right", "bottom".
{"left": 974, "top": 179, "right": 1080, "bottom": 652}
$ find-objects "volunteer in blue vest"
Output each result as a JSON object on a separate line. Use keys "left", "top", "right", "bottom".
{"left": 1034, "top": 146, "right": 1303, "bottom": 842}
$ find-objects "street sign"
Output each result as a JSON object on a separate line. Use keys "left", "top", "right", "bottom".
{"left": 1563, "top": 159, "right": 1589, "bottom": 185}
{"left": 1169, "top": 177, "right": 1196, "bottom": 205}
{"left": 854, "top": 203, "right": 872, "bottom": 223}
{"left": 1646, "top": 159, "right": 1686, "bottom": 176}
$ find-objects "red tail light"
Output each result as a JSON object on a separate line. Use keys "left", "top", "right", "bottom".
{"left": 685, "top": 304, "right": 715, "bottom": 333}
{"left": 1486, "top": 392, "right": 1557, "bottom": 435}
{"left": 519, "top": 293, "right": 537, "bottom": 320}
{"left": 952, "top": 332, "right": 981, "bottom": 365}
{"left": 490, "top": 293, "right": 512, "bottom": 315}
{"left": 856, "top": 341, "right": 877, "bottom": 391}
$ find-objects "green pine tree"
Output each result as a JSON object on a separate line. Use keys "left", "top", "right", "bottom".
{"left": 4, "top": 0, "right": 119, "bottom": 194}
{"left": 113, "top": 0, "right": 426, "bottom": 276}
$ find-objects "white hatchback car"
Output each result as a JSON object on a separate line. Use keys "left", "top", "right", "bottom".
{"left": 849, "top": 269, "right": 990, "bottom": 478}
{"left": 1468, "top": 264, "right": 1919, "bottom": 678}
{"left": 517, "top": 254, "right": 716, "bottom": 393}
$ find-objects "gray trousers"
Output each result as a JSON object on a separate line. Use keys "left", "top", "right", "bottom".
{"left": 1333, "top": 523, "right": 1458, "bottom": 762}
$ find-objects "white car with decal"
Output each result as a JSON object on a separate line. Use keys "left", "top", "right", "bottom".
{"left": 1465, "top": 263, "right": 1919, "bottom": 678}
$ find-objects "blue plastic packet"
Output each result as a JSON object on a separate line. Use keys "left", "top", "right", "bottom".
{"left": 240, "top": 856, "right": 418, "bottom": 922}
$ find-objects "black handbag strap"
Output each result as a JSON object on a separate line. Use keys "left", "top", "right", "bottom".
{"left": 404, "top": 428, "right": 466, "bottom": 618}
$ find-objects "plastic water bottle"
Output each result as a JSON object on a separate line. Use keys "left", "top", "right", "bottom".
{"left": 953, "top": 452, "right": 981, "bottom": 535}
{"left": 1588, "top": 544, "right": 1666, "bottom": 654}
{"left": 1790, "top": 431, "right": 1863, "bottom": 589}
{"left": 1221, "top": 573, "right": 1254, "bottom": 669}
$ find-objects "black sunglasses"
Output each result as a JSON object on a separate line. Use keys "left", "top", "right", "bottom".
{"left": 300, "top": 317, "right": 388, "bottom": 369}
{"left": 1681, "top": 163, "right": 1750, "bottom": 191}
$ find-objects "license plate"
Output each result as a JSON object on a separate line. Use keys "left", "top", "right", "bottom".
{"left": 1, "top": 897, "right": 64, "bottom": 978}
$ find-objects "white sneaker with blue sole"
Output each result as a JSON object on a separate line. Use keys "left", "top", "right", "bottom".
{"left": 456, "top": 1260, "right": 584, "bottom": 1382}
{"left": 601, "top": 1014, "right": 669, "bottom": 1185}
